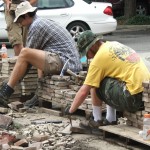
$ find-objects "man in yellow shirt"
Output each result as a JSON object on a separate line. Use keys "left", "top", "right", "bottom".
{"left": 65, "top": 30, "right": 150, "bottom": 129}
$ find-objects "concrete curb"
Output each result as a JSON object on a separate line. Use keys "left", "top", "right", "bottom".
{"left": 115, "top": 25, "right": 150, "bottom": 33}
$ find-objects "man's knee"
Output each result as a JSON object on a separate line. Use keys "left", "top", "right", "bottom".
{"left": 19, "top": 47, "right": 30, "bottom": 58}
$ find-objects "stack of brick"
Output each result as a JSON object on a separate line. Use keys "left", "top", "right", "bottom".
{"left": 80, "top": 97, "right": 106, "bottom": 112}
{"left": 0, "top": 75, "right": 8, "bottom": 83}
{"left": 123, "top": 110, "right": 143, "bottom": 129}
{"left": 0, "top": 58, "right": 22, "bottom": 102}
{"left": 1, "top": 57, "right": 17, "bottom": 76}
{"left": 0, "top": 56, "right": 2, "bottom": 75}
{"left": 0, "top": 58, "right": 38, "bottom": 102}
{"left": 38, "top": 72, "right": 106, "bottom": 114}
{"left": 38, "top": 75, "right": 71, "bottom": 106}
{"left": 124, "top": 80, "right": 150, "bottom": 129}
{"left": 21, "top": 66, "right": 38, "bottom": 96}
{"left": 142, "top": 81, "right": 150, "bottom": 112}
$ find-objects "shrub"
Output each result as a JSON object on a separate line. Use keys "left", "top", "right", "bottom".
{"left": 127, "top": 15, "right": 150, "bottom": 25}
{"left": 116, "top": 15, "right": 150, "bottom": 25}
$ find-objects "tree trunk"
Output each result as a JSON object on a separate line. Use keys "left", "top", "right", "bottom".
{"left": 124, "top": 0, "right": 136, "bottom": 19}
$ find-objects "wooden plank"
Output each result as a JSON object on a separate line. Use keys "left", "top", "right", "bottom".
{"left": 39, "top": 107, "right": 62, "bottom": 116}
{"left": 99, "top": 124, "right": 150, "bottom": 146}
{"left": 70, "top": 121, "right": 91, "bottom": 134}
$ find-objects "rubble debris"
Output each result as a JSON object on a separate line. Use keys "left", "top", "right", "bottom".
{"left": 0, "top": 111, "right": 87, "bottom": 149}
{"left": 0, "top": 107, "right": 8, "bottom": 114}
{"left": 10, "top": 101, "right": 24, "bottom": 111}
{"left": 0, "top": 114, "right": 13, "bottom": 129}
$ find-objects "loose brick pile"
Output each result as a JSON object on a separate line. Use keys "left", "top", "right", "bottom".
{"left": 0, "top": 114, "right": 78, "bottom": 150}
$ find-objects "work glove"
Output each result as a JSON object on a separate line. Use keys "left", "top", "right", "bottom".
{"left": 64, "top": 105, "right": 72, "bottom": 116}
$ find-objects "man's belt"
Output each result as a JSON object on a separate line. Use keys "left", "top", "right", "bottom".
{"left": 12, "top": 0, "right": 25, "bottom": 4}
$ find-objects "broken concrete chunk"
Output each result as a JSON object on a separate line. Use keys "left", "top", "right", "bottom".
{"left": 14, "top": 139, "right": 28, "bottom": 147}
{"left": 0, "top": 107, "right": 8, "bottom": 114}
{"left": 10, "top": 101, "right": 24, "bottom": 111}
{"left": 32, "top": 135, "right": 49, "bottom": 142}
{"left": 0, "top": 114, "right": 13, "bottom": 129}
{"left": 10, "top": 145, "right": 24, "bottom": 150}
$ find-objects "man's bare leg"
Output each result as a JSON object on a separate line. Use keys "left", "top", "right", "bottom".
{"left": 79, "top": 88, "right": 103, "bottom": 128}
{"left": 7, "top": 48, "right": 45, "bottom": 89}
{"left": 91, "top": 88, "right": 103, "bottom": 121}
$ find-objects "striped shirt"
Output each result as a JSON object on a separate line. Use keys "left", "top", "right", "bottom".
{"left": 26, "top": 16, "right": 82, "bottom": 73}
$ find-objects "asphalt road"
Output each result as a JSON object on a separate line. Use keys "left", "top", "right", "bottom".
{"left": 104, "top": 29, "right": 150, "bottom": 53}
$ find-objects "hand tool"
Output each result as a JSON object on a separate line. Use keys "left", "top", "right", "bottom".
{"left": 31, "top": 120, "right": 62, "bottom": 125}
{"left": 68, "top": 115, "right": 72, "bottom": 127}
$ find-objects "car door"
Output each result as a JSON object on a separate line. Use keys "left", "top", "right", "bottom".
{"left": 0, "top": 0, "right": 7, "bottom": 40}
{"left": 37, "top": 0, "right": 73, "bottom": 28}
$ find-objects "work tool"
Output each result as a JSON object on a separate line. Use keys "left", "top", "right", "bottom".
{"left": 31, "top": 120, "right": 62, "bottom": 125}
{"left": 66, "top": 69, "right": 85, "bottom": 80}
{"left": 68, "top": 115, "right": 72, "bottom": 127}
{"left": 64, "top": 104, "right": 73, "bottom": 127}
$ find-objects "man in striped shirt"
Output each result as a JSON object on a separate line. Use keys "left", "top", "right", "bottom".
{"left": 0, "top": 1, "right": 82, "bottom": 108}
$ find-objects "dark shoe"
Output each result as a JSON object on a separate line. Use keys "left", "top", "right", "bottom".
{"left": 24, "top": 95, "right": 39, "bottom": 108}
{"left": 0, "top": 83, "right": 14, "bottom": 108}
{"left": 79, "top": 119, "right": 103, "bottom": 129}
{"left": 103, "top": 119, "right": 117, "bottom": 126}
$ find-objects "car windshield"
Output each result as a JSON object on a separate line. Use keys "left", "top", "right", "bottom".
{"left": 38, "top": 0, "right": 74, "bottom": 9}
{"left": 83, "top": 0, "right": 92, "bottom": 4}
{"left": 0, "top": 0, "right": 4, "bottom": 11}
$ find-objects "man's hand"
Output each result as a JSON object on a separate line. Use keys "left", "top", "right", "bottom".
{"left": 5, "top": 0, "right": 11, "bottom": 12}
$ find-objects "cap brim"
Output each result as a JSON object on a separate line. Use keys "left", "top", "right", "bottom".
{"left": 86, "top": 35, "right": 103, "bottom": 52}
{"left": 14, "top": 7, "right": 37, "bottom": 22}
{"left": 79, "top": 35, "right": 103, "bottom": 58}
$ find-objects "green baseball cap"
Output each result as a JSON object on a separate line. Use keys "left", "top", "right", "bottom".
{"left": 77, "top": 30, "right": 103, "bottom": 57}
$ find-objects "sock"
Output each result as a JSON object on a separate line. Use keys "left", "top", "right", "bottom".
{"left": 92, "top": 105, "right": 102, "bottom": 122}
{"left": 106, "top": 105, "right": 116, "bottom": 122}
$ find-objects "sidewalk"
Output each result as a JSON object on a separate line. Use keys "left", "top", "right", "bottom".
{"left": 115, "top": 25, "right": 150, "bottom": 33}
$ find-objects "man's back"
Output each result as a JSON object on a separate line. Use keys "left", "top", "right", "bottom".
{"left": 27, "top": 16, "right": 82, "bottom": 73}
{"left": 85, "top": 41, "right": 150, "bottom": 94}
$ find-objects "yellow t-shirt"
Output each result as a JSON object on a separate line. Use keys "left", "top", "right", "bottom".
{"left": 84, "top": 41, "right": 150, "bottom": 95}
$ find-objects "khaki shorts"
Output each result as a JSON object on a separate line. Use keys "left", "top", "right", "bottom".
{"left": 4, "top": 4, "right": 27, "bottom": 46}
{"left": 44, "top": 52, "right": 63, "bottom": 75}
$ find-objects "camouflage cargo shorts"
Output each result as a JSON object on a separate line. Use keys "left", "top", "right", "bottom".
{"left": 96, "top": 77, "right": 143, "bottom": 113}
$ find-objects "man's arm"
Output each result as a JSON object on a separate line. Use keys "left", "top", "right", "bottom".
{"left": 28, "top": 0, "right": 37, "bottom": 5}
{"left": 69, "top": 84, "right": 91, "bottom": 113}
{"left": 3, "top": 0, "right": 11, "bottom": 11}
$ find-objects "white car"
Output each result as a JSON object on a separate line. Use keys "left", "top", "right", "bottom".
{"left": 0, "top": 0, "right": 117, "bottom": 42}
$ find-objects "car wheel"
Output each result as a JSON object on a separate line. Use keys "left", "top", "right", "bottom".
{"left": 136, "top": 2, "right": 148, "bottom": 15}
{"left": 67, "top": 22, "right": 89, "bottom": 42}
